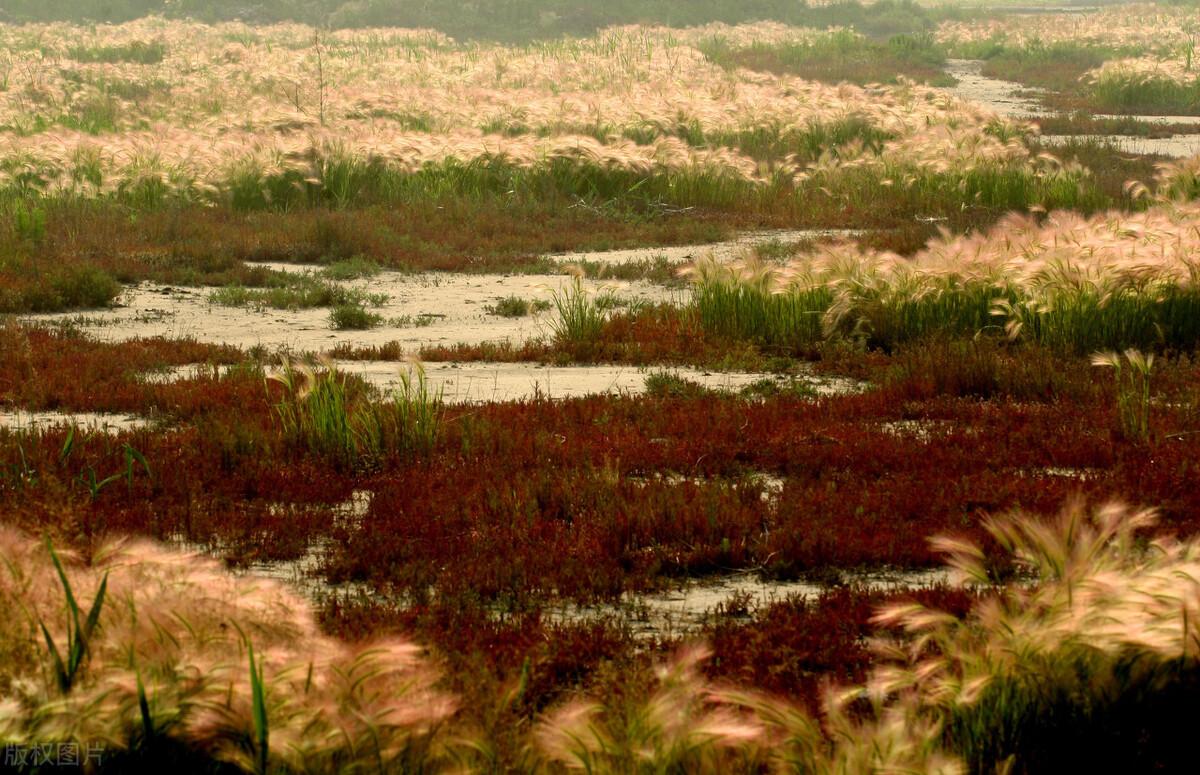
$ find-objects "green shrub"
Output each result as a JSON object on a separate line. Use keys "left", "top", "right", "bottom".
{"left": 486, "top": 295, "right": 533, "bottom": 317}
{"left": 643, "top": 371, "right": 714, "bottom": 399}
{"left": 329, "top": 303, "right": 381, "bottom": 330}
{"left": 319, "top": 256, "right": 381, "bottom": 280}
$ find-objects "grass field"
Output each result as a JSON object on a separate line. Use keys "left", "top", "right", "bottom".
{"left": 939, "top": 4, "right": 1200, "bottom": 114}
{"left": 4, "top": 5, "right": 1200, "bottom": 773}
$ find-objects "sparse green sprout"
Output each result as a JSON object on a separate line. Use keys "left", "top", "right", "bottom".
{"left": 248, "top": 643, "right": 270, "bottom": 775}
{"left": 739, "top": 377, "right": 817, "bottom": 401}
{"left": 390, "top": 313, "right": 439, "bottom": 327}
{"left": 39, "top": 539, "right": 108, "bottom": 694}
{"left": 594, "top": 292, "right": 644, "bottom": 313}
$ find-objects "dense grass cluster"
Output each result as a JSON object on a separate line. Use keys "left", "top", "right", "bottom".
{"left": 690, "top": 200, "right": 1200, "bottom": 354}
{"left": 699, "top": 29, "right": 953, "bottom": 86}
{"left": 269, "top": 358, "right": 441, "bottom": 469}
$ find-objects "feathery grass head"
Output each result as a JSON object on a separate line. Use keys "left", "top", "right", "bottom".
{"left": 0, "top": 526, "right": 461, "bottom": 770}
{"left": 871, "top": 499, "right": 1200, "bottom": 770}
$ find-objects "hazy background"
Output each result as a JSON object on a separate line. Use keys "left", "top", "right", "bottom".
{"left": 0, "top": 0, "right": 962, "bottom": 42}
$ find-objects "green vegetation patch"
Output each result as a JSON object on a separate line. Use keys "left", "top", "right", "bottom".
{"left": 66, "top": 40, "right": 167, "bottom": 65}
{"left": 700, "top": 30, "right": 954, "bottom": 87}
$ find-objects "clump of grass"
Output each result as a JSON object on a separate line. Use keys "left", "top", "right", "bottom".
{"left": 5, "top": 265, "right": 123, "bottom": 312}
{"left": 546, "top": 272, "right": 607, "bottom": 352}
{"left": 643, "top": 371, "right": 714, "bottom": 399}
{"left": 486, "top": 295, "right": 550, "bottom": 318}
{"left": 688, "top": 256, "right": 830, "bottom": 352}
{"left": 319, "top": 255, "right": 381, "bottom": 280}
{"left": 876, "top": 500, "right": 1200, "bottom": 772}
{"left": 209, "top": 276, "right": 384, "bottom": 312}
{"left": 1154, "top": 155, "right": 1200, "bottom": 202}
{"left": 267, "top": 357, "right": 442, "bottom": 467}
{"left": 738, "top": 377, "right": 817, "bottom": 401}
{"left": 689, "top": 203, "right": 1200, "bottom": 355}
{"left": 536, "top": 643, "right": 958, "bottom": 773}
{"left": 268, "top": 358, "right": 358, "bottom": 464}
{"left": 390, "top": 313, "right": 439, "bottom": 328}
{"left": 381, "top": 361, "right": 443, "bottom": 457}
{"left": 535, "top": 644, "right": 770, "bottom": 772}
{"left": 1091, "top": 348, "right": 1154, "bottom": 442}
{"left": 329, "top": 302, "right": 382, "bottom": 330}
{"left": 67, "top": 40, "right": 167, "bottom": 65}
{"left": 594, "top": 292, "right": 643, "bottom": 313}
{"left": 1089, "top": 71, "right": 1200, "bottom": 115}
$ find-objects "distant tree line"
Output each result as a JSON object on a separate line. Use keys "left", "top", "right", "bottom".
{"left": 0, "top": 0, "right": 960, "bottom": 41}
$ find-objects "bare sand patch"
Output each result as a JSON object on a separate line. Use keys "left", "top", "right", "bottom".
{"left": 30, "top": 272, "right": 681, "bottom": 352}
{"left": 0, "top": 410, "right": 151, "bottom": 433}
{"left": 314, "top": 361, "right": 866, "bottom": 403}
{"left": 944, "top": 58, "right": 1047, "bottom": 119}
{"left": 1040, "top": 133, "right": 1200, "bottom": 158}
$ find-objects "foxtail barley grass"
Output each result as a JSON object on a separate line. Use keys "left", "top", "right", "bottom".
{"left": 535, "top": 643, "right": 961, "bottom": 774}
{"left": 0, "top": 528, "right": 460, "bottom": 772}
{"left": 689, "top": 202, "right": 1200, "bottom": 353}
{"left": 542, "top": 499, "right": 1200, "bottom": 772}
{"left": 0, "top": 19, "right": 1098, "bottom": 223}
{"left": 546, "top": 271, "right": 608, "bottom": 351}
{"left": 1091, "top": 348, "right": 1154, "bottom": 442}
{"left": 268, "top": 357, "right": 442, "bottom": 467}
{"left": 873, "top": 500, "right": 1200, "bottom": 772}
